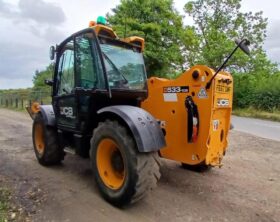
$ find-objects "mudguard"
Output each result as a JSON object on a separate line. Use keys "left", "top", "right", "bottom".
{"left": 97, "top": 105, "right": 166, "bottom": 153}
{"left": 39, "top": 105, "right": 56, "bottom": 126}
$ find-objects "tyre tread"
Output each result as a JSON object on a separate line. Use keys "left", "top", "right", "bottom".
{"left": 33, "top": 113, "right": 63, "bottom": 166}
{"left": 90, "top": 120, "right": 161, "bottom": 206}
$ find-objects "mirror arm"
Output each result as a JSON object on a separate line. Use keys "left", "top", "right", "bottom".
{"left": 44, "top": 79, "right": 53, "bottom": 86}
{"left": 206, "top": 39, "right": 246, "bottom": 90}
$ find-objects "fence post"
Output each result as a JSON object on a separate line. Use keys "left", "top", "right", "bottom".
{"left": 39, "top": 90, "right": 42, "bottom": 105}
{"left": 15, "top": 98, "right": 18, "bottom": 108}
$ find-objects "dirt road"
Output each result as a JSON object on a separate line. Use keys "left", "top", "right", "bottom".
{"left": 0, "top": 108, "right": 279, "bottom": 222}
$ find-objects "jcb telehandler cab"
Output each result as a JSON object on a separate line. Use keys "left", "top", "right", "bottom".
{"left": 27, "top": 17, "right": 250, "bottom": 206}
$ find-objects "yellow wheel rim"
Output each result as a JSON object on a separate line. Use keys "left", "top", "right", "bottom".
{"left": 34, "top": 123, "right": 45, "bottom": 154}
{"left": 31, "top": 102, "right": 40, "bottom": 114}
{"left": 96, "top": 138, "right": 126, "bottom": 190}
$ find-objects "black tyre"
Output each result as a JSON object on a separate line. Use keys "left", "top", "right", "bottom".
{"left": 181, "top": 161, "right": 212, "bottom": 172}
{"left": 32, "top": 113, "right": 64, "bottom": 166}
{"left": 90, "top": 120, "right": 161, "bottom": 206}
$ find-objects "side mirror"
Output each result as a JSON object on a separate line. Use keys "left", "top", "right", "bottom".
{"left": 45, "top": 79, "right": 53, "bottom": 86}
{"left": 49, "top": 46, "right": 56, "bottom": 60}
{"left": 235, "top": 39, "right": 250, "bottom": 55}
{"left": 206, "top": 38, "right": 251, "bottom": 89}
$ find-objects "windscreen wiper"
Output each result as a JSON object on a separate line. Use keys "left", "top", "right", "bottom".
{"left": 102, "top": 52, "right": 128, "bottom": 84}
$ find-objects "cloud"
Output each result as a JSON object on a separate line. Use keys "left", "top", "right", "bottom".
{"left": 18, "top": 0, "right": 65, "bottom": 25}
{"left": 0, "top": 0, "right": 68, "bottom": 89}
{"left": 0, "top": 42, "right": 48, "bottom": 89}
{"left": 265, "top": 20, "right": 280, "bottom": 48}
{"left": 26, "top": 24, "right": 66, "bottom": 44}
{"left": 264, "top": 20, "right": 280, "bottom": 64}
{"left": 0, "top": 0, "right": 7, "bottom": 11}
{"left": 0, "top": 77, "right": 33, "bottom": 89}
{"left": 42, "top": 26, "right": 66, "bottom": 43}
{"left": 0, "top": 0, "right": 65, "bottom": 25}
{"left": 0, "top": 0, "right": 14, "bottom": 16}
{"left": 0, "top": 41, "right": 48, "bottom": 80}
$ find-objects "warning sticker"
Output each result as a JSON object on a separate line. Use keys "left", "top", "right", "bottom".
{"left": 198, "top": 87, "right": 208, "bottom": 99}
{"left": 216, "top": 84, "right": 231, "bottom": 93}
{"left": 213, "top": 120, "right": 219, "bottom": 131}
{"left": 163, "top": 93, "right": 178, "bottom": 102}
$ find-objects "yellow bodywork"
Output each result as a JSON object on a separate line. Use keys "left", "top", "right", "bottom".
{"left": 141, "top": 65, "right": 233, "bottom": 166}
{"left": 122, "top": 36, "right": 145, "bottom": 52}
{"left": 92, "top": 24, "right": 234, "bottom": 167}
{"left": 26, "top": 102, "right": 41, "bottom": 120}
{"left": 90, "top": 24, "right": 145, "bottom": 52}
{"left": 48, "top": 22, "right": 232, "bottom": 167}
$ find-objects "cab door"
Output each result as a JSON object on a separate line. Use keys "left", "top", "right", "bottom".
{"left": 53, "top": 29, "right": 107, "bottom": 132}
{"left": 74, "top": 31, "right": 107, "bottom": 132}
{"left": 53, "top": 39, "right": 77, "bottom": 130}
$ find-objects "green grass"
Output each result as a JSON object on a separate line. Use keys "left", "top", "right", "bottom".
{"left": 0, "top": 188, "right": 10, "bottom": 222}
{"left": 233, "top": 107, "right": 280, "bottom": 122}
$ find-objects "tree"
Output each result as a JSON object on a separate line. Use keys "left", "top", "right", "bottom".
{"left": 32, "top": 63, "right": 54, "bottom": 90}
{"left": 184, "top": 0, "right": 277, "bottom": 74}
{"left": 107, "top": 0, "right": 186, "bottom": 77}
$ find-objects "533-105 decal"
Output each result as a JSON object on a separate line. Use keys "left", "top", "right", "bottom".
{"left": 163, "top": 86, "right": 189, "bottom": 93}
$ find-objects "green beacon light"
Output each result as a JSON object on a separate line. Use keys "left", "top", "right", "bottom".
{"left": 97, "top": 16, "right": 106, "bottom": 25}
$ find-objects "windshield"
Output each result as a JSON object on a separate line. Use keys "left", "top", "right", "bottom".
{"left": 100, "top": 42, "right": 147, "bottom": 90}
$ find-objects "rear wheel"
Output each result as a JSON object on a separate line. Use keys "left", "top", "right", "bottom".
{"left": 90, "top": 120, "right": 161, "bottom": 206}
{"left": 32, "top": 113, "right": 64, "bottom": 166}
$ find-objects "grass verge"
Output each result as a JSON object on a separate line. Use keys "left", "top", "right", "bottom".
{"left": 0, "top": 188, "right": 10, "bottom": 222}
{"left": 232, "top": 108, "right": 280, "bottom": 122}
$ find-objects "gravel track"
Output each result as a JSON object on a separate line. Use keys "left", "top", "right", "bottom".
{"left": 0, "top": 108, "right": 279, "bottom": 222}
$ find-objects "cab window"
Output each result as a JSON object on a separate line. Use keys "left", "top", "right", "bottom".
{"left": 57, "top": 40, "right": 75, "bottom": 95}
{"left": 75, "top": 33, "right": 105, "bottom": 89}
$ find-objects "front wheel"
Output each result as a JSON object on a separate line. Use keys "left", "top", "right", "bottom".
{"left": 90, "top": 120, "right": 161, "bottom": 206}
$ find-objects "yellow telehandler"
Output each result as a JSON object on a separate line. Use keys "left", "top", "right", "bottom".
{"left": 27, "top": 16, "right": 250, "bottom": 206}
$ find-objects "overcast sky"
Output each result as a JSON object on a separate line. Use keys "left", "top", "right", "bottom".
{"left": 0, "top": 0, "right": 279, "bottom": 89}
